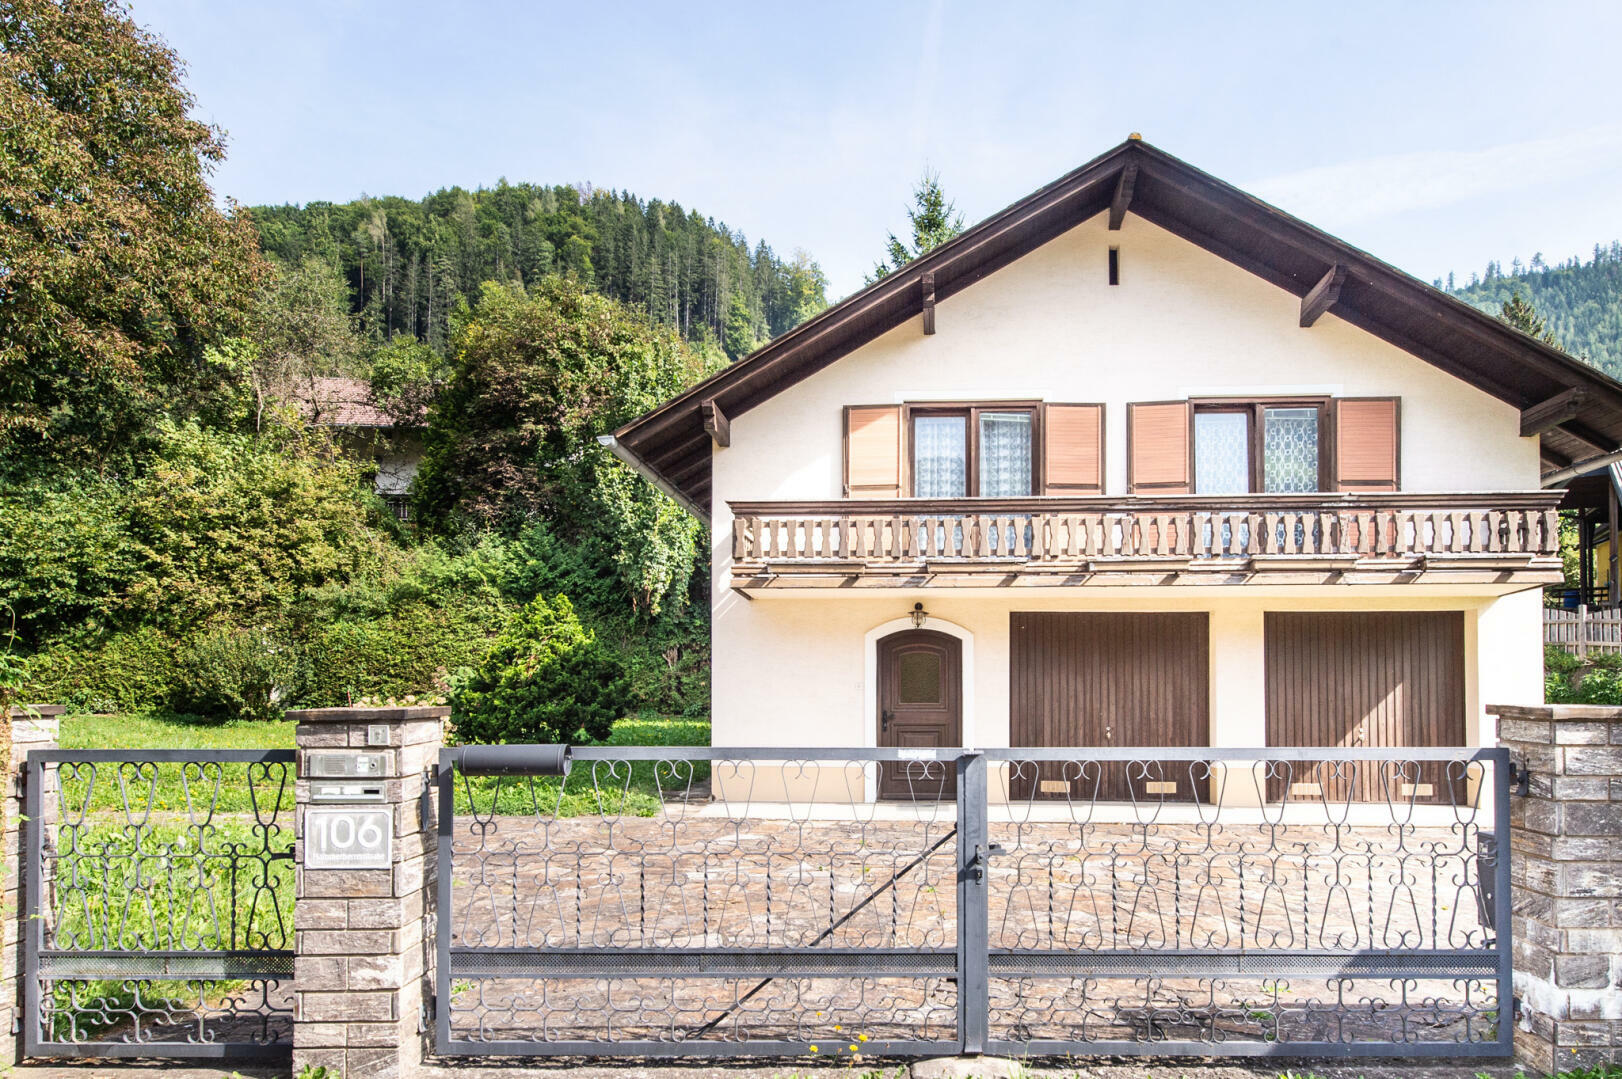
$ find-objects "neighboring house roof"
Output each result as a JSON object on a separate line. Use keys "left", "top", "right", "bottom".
{"left": 604, "top": 137, "right": 1622, "bottom": 520}
{"left": 300, "top": 376, "right": 420, "bottom": 428}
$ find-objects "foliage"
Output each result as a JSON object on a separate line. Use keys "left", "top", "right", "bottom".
{"left": 170, "top": 625, "right": 309, "bottom": 722}
{"left": 25, "top": 627, "right": 180, "bottom": 714}
{"left": 241, "top": 255, "right": 366, "bottom": 430}
{"left": 0, "top": 609, "right": 26, "bottom": 717}
{"left": 0, "top": 473, "right": 132, "bottom": 640}
{"left": 451, "top": 594, "right": 631, "bottom": 746}
{"left": 252, "top": 182, "right": 827, "bottom": 359}
{"left": 1544, "top": 643, "right": 1622, "bottom": 705}
{"left": 1451, "top": 242, "right": 1622, "bottom": 377}
{"left": 0, "top": 0, "right": 266, "bottom": 465}
{"left": 867, "top": 171, "right": 966, "bottom": 284}
{"left": 123, "top": 420, "right": 389, "bottom": 631}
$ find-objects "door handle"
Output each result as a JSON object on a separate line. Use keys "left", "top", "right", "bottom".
{"left": 882, "top": 709, "right": 894, "bottom": 733}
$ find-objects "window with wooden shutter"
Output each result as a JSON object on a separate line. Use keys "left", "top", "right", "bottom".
{"left": 1332, "top": 397, "right": 1400, "bottom": 491}
{"left": 1128, "top": 401, "right": 1191, "bottom": 494}
{"left": 1042, "top": 403, "right": 1104, "bottom": 494}
{"left": 844, "top": 405, "right": 903, "bottom": 498}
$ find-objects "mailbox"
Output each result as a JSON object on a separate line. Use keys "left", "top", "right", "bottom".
{"left": 310, "top": 781, "right": 386, "bottom": 803}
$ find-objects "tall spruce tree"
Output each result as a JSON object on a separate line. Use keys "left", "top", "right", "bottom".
{"left": 867, "top": 171, "right": 967, "bottom": 284}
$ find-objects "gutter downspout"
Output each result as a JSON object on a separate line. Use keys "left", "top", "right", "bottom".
{"left": 1542, "top": 449, "right": 1622, "bottom": 489}
{"left": 597, "top": 434, "right": 710, "bottom": 523}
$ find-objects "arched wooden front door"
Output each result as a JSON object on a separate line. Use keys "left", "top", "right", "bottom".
{"left": 876, "top": 630, "right": 962, "bottom": 800}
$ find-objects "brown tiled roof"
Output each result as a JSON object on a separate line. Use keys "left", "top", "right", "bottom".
{"left": 300, "top": 377, "right": 416, "bottom": 428}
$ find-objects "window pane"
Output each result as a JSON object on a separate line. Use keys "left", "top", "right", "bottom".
{"left": 897, "top": 650, "right": 943, "bottom": 704}
{"left": 1263, "top": 407, "right": 1319, "bottom": 492}
{"left": 1194, "top": 411, "right": 1250, "bottom": 494}
{"left": 913, "top": 415, "right": 967, "bottom": 497}
{"left": 978, "top": 412, "right": 1033, "bottom": 497}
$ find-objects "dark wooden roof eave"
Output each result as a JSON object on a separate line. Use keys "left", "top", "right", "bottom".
{"left": 611, "top": 138, "right": 1622, "bottom": 516}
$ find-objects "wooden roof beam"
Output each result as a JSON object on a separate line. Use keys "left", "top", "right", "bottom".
{"left": 1521, "top": 388, "right": 1588, "bottom": 437}
{"left": 1300, "top": 265, "right": 1346, "bottom": 327}
{"left": 701, "top": 398, "right": 730, "bottom": 447}
{"left": 1108, "top": 164, "right": 1138, "bottom": 230}
{"left": 921, "top": 271, "right": 936, "bottom": 335}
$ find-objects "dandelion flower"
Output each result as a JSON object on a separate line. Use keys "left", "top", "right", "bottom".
{"left": 809, "top": 1045, "right": 818, "bottom": 1053}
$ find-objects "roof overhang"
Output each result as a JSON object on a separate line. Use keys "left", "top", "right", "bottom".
{"left": 610, "top": 138, "right": 1622, "bottom": 520}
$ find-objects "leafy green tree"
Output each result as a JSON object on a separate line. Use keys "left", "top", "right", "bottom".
{"left": 867, "top": 171, "right": 966, "bottom": 284}
{"left": 0, "top": 0, "right": 266, "bottom": 465}
{"left": 246, "top": 256, "right": 366, "bottom": 429}
{"left": 450, "top": 594, "right": 630, "bottom": 745}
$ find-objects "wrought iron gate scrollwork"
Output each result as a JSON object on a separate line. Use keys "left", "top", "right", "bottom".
{"left": 434, "top": 745, "right": 1511, "bottom": 1059}
{"left": 22, "top": 750, "right": 296, "bottom": 1061}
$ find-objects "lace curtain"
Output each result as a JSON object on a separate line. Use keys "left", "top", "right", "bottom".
{"left": 1263, "top": 407, "right": 1319, "bottom": 492}
{"left": 979, "top": 412, "right": 1032, "bottom": 497}
{"left": 913, "top": 416, "right": 967, "bottom": 498}
{"left": 1194, "top": 411, "right": 1249, "bottom": 494}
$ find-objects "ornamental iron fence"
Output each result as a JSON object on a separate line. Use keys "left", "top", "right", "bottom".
{"left": 22, "top": 750, "right": 296, "bottom": 1061}
{"left": 434, "top": 745, "right": 1511, "bottom": 1059}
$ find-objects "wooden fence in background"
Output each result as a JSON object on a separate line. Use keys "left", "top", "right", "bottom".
{"left": 1545, "top": 605, "right": 1622, "bottom": 657}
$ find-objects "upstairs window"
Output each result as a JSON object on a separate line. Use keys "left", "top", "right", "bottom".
{"left": 1192, "top": 400, "right": 1326, "bottom": 494}
{"left": 910, "top": 405, "right": 1035, "bottom": 497}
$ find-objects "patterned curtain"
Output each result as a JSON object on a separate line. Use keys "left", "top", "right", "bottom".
{"left": 1263, "top": 407, "right": 1319, "bottom": 492}
{"left": 1194, "top": 411, "right": 1249, "bottom": 494}
{"left": 913, "top": 416, "right": 967, "bottom": 498}
{"left": 978, "top": 412, "right": 1032, "bottom": 497}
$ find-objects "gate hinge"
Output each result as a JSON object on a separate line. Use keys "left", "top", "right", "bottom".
{"left": 420, "top": 765, "right": 437, "bottom": 830}
{"left": 1508, "top": 759, "right": 1531, "bottom": 797}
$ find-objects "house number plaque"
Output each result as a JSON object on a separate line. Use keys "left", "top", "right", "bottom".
{"left": 306, "top": 805, "right": 393, "bottom": 869}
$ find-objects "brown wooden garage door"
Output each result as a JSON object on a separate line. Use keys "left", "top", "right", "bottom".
{"left": 1010, "top": 612, "right": 1209, "bottom": 801}
{"left": 1265, "top": 611, "right": 1465, "bottom": 803}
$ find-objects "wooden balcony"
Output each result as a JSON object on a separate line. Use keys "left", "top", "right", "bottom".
{"left": 728, "top": 492, "right": 1565, "bottom": 590}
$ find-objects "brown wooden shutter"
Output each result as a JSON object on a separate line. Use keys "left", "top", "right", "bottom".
{"left": 1332, "top": 397, "right": 1400, "bottom": 491}
{"left": 1042, "top": 403, "right": 1105, "bottom": 494}
{"left": 1127, "top": 401, "right": 1191, "bottom": 494}
{"left": 844, "top": 404, "right": 903, "bottom": 498}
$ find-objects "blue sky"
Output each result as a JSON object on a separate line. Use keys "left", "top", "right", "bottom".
{"left": 132, "top": 0, "right": 1622, "bottom": 300}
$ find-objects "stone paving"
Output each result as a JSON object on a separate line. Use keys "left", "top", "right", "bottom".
{"left": 445, "top": 806, "right": 1501, "bottom": 1052}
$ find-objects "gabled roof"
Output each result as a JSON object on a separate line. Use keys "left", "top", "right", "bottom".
{"left": 606, "top": 137, "right": 1622, "bottom": 520}
{"left": 300, "top": 377, "right": 425, "bottom": 429}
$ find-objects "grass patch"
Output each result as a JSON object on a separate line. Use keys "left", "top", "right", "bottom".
{"left": 453, "top": 714, "right": 711, "bottom": 817}
{"left": 54, "top": 711, "right": 711, "bottom": 818}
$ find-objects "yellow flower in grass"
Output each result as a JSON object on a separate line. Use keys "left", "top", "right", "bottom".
{"left": 858, "top": 1033, "right": 869, "bottom": 1042}
{"left": 849, "top": 1044, "right": 859, "bottom": 1053}
{"left": 809, "top": 1045, "right": 819, "bottom": 1053}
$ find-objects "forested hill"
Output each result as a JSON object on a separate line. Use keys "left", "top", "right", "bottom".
{"left": 250, "top": 183, "right": 830, "bottom": 360}
{"left": 1447, "top": 242, "right": 1622, "bottom": 378}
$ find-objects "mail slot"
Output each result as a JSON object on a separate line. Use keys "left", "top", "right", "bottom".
{"left": 310, "top": 781, "right": 386, "bottom": 804}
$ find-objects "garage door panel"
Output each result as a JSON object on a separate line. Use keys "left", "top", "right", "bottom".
{"left": 1010, "top": 612, "right": 1210, "bottom": 802}
{"left": 1264, "top": 611, "right": 1465, "bottom": 804}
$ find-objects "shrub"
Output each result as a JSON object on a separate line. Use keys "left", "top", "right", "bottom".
{"left": 451, "top": 594, "right": 630, "bottom": 745}
{"left": 1573, "top": 668, "right": 1622, "bottom": 706}
{"left": 302, "top": 600, "right": 498, "bottom": 707}
{"left": 25, "top": 627, "right": 181, "bottom": 713}
{"left": 171, "top": 627, "right": 309, "bottom": 722}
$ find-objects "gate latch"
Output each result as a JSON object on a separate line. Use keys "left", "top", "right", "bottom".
{"left": 967, "top": 843, "right": 1006, "bottom": 883}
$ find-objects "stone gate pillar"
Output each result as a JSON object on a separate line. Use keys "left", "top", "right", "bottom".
{"left": 290, "top": 706, "right": 447, "bottom": 1079}
{"left": 1492, "top": 703, "right": 1622, "bottom": 1074}
{"left": 0, "top": 705, "right": 61, "bottom": 1065}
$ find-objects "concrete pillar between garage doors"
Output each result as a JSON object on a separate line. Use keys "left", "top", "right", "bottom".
{"left": 1491, "top": 703, "right": 1622, "bottom": 1074}
{"left": 289, "top": 706, "right": 447, "bottom": 1079}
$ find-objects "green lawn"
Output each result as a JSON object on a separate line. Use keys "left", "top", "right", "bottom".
{"left": 54, "top": 711, "right": 712, "bottom": 817}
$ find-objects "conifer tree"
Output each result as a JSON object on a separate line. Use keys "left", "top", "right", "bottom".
{"left": 867, "top": 171, "right": 966, "bottom": 284}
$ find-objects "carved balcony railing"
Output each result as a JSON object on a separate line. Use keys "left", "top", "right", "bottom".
{"left": 727, "top": 492, "right": 1564, "bottom": 588}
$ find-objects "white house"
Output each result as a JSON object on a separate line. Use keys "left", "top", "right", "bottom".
{"left": 603, "top": 138, "right": 1619, "bottom": 803}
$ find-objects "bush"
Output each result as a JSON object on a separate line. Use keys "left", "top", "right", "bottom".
{"left": 171, "top": 627, "right": 309, "bottom": 722}
{"left": 451, "top": 594, "right": 630, "bottom": 745}
{"left": 302, "top": 600, "right": 497, "bottom": 706}
{"left": 25, "top": 627, "right": 181, "bottom": 713}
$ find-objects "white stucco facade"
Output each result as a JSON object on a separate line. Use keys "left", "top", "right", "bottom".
{"left": 707, "top": 214, "right": 1547, "bottom": 755}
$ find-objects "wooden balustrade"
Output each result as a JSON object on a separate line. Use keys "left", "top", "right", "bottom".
{"left": 727, "top": 493, "right": 1564, "bottom": 586}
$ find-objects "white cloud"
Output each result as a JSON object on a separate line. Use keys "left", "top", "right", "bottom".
{"left": 1247, "top": 126, "right": 1622, "bottom": 226}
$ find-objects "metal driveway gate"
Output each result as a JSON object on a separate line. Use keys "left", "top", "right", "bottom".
{"left": 435, "top": 746, "right": 1510, "bottom": 1058}
{"left": 22, "top": 749, "right": 296, "bottom": 1061}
